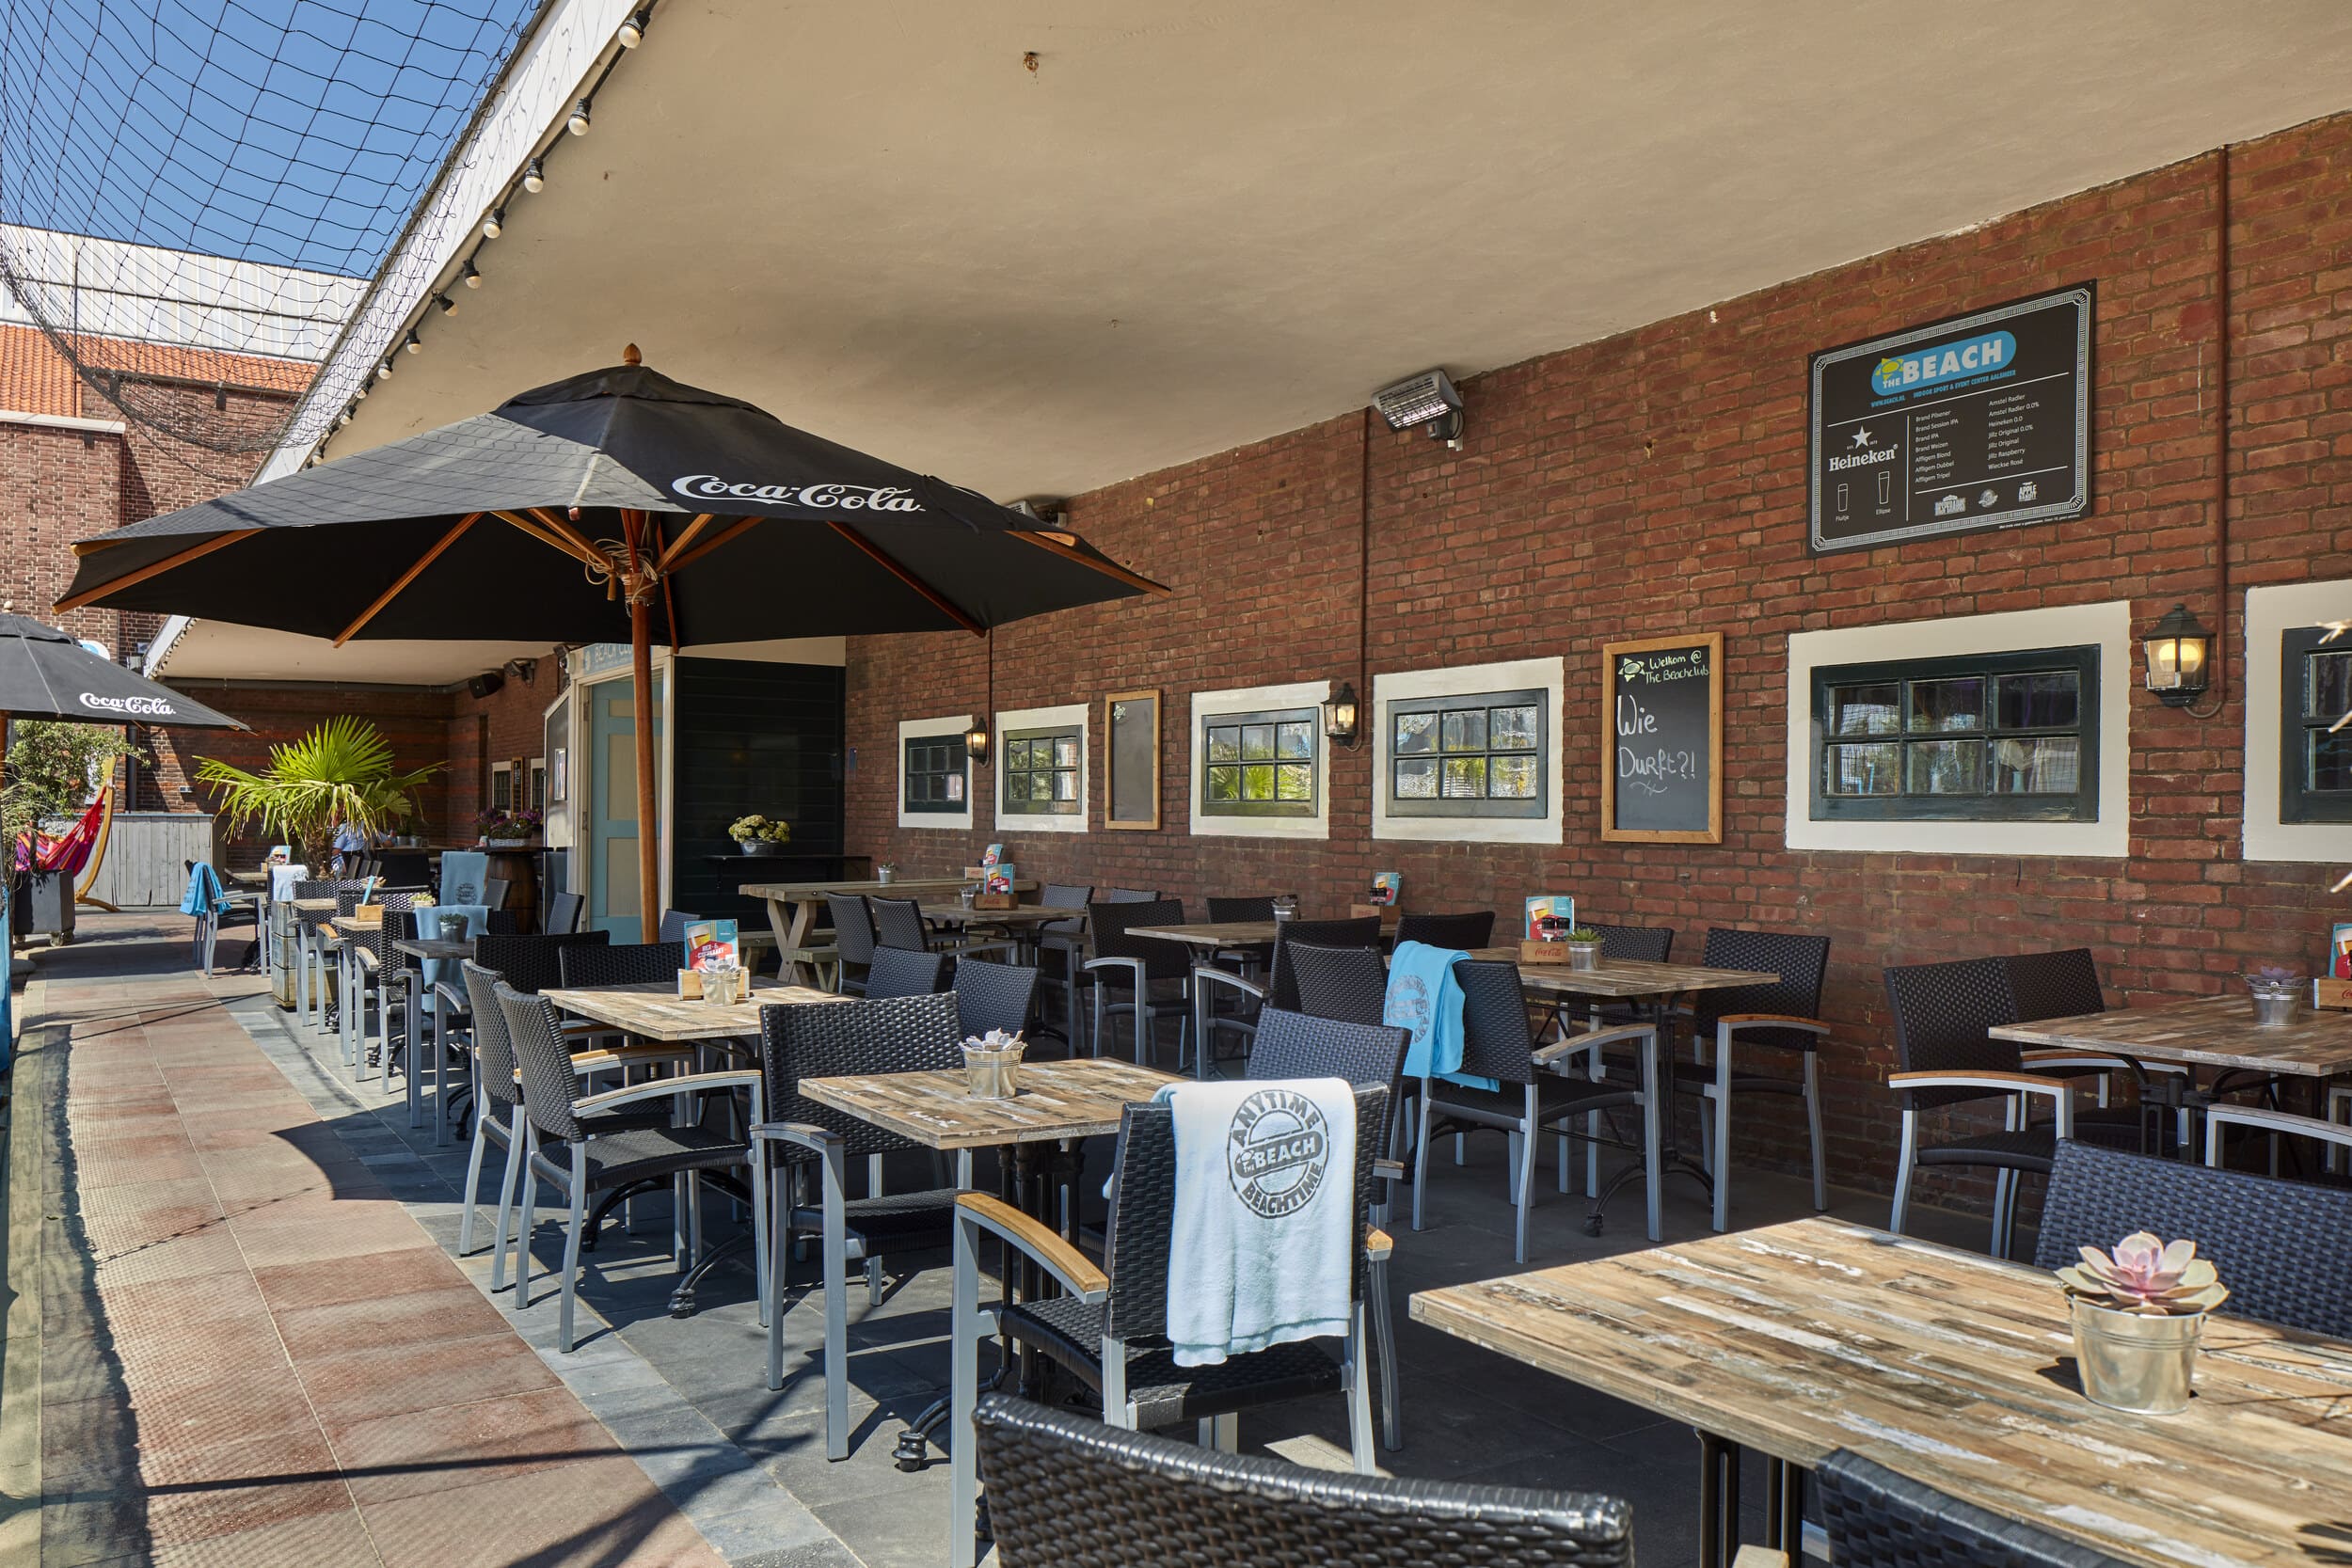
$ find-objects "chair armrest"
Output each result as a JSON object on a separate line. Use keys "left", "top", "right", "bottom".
{"left": 750, "top": 1119, "right": 843, "bottom": 1156}
{"left": 432, "top": 981, "right": 469, "bottom": 1015}
{"left": 1888, "top": 1069, "right": 2075, "bottom": 1134}
{"left": 954, "top": 1193, "right": 1108, "bottom": 1299}
{"left": 1533, "top": 1022, "right": 1655, "bottom": 1067}
{"left": 1365, "top": 1227, "right": 1393, "bottom": 1261}
{"left": 1083, "top": 956, "right": 1145, "bottom": 979}
{"left": 1716, "top": 1013, "right": 1830, "bottom": 1036}
{"left": 1190, "top": 967, "right": 1266, "bottom": 1006}
{"left": 574, "top": 1068, "right": 761, "bottom": 1117}
{"left": 1731, "top": 1549, "right": 1789, "bottom": 1568}
{"left": 569, "top": 1042, "right": 697, "bottom": 1073}
{"left": 1373, "top": 1157, "right": 1405, "bottom": 1182}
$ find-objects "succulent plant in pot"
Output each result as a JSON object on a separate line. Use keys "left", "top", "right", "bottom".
{"left": 2057, "top": 1232, "right": 2230, "bottom": 1415}
{"left": 1564, "top": 926, "right": 1604, "bottom": 971}
{"left": 2246, "top": 962, "right": 2304, "bottom": 1027}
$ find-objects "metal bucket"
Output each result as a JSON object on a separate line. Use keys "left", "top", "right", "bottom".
{"left": 963, "top": 1045, "right": 1024, "bottom": 1099}
{"left": 2071, "top": 1298, "right": 2202, "bottom": 1415}
{"left": 1566, "top": 941, "right": 1602, "bottom": 972}
{"left": 2249, "top": 982, "right": 2302, "bottom": 1027}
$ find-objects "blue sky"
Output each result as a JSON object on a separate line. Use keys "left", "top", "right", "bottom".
{"left": 2, "top": 0, "right": 539, "bottom": 277}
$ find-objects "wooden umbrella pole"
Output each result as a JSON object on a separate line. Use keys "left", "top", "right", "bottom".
{"left": 623, "top": 512, "right": 661, "bottom": 942}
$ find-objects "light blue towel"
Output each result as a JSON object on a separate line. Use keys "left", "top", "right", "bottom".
{"left": 267, "top": 863, "right": 309, "bottom": 901}
{"left": 419, "top": 904, "right": 491, "bottom": 1014}
{"left": 1153, "top": 1077, "right": 1358, "bottom": 1368}
{"left": 1385, "top": 940, "right": 1497, "bottom": 1092}
{"left": 179, "top": 863, "right": 227, "bottom": 917}
{"left": 437, "top": 851, "right": 490, "bottom": 906}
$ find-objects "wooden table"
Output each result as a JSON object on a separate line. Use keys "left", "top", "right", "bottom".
{"left": 801, "top": 1058, "right": 1179, "bottom": 1149}
{"left": 1128, "top": 920, "right": 1279, "bottom": 949}
{"left": 743, "top": 877, "right": 1040, "bottom": 984}
{"left": 543, "top": 979, "right": 844, "bottom": 1043}
{"left": 1467, "top": 950, "right": 1778, "bottom": 1000}
{"left": 1991, "top": 992, "right": 2352, "bottom": 1080}
{"left": 391, "top": 937, "right": 473, "bottom": 963}
{"left": 1412, "top": 1216, "right": 2352, "bottom": 1568}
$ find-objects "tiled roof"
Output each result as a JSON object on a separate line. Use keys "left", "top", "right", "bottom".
{"left": 0, "top": 322, "right": 316, "bottom": 420}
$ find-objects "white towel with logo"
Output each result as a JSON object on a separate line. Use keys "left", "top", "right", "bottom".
{"left": 1155, "top": 1077, "right": 1357, "bottom": 1368}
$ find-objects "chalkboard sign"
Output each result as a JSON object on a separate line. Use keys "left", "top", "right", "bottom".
{"left": 1104, "top": 689, "right": 1160, "bottom": 831}
{"left": 1601, "top": 632, "right": 1722, "bottom": 843}
{"left": 1809, "top": 281, "right": 2092, "bottom": 555}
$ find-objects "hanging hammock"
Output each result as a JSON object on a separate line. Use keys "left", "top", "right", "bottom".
{"left": 14, "top": 787, "right": 111, "bottom": 879}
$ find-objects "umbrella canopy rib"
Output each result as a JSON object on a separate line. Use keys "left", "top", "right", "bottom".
{"left": 664, "top": 515, "right": 760, "bottom": 573}
{"left": 54, "top": 530, "right": 261, "bottom": 613}
{"left": 827, "top": 520, "right": 985, "bottom": 636}
{"left": 333, "top": 513, "right": 483, "bottom": 646}
{"left": 658, "top": 514, "right": 721, "bottom": 569}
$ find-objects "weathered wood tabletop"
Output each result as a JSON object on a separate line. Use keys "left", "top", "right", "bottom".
{"left": 1990, "top": 992, "right": 2352, "bottom": 1079}
{"left": 1464, "top": 951, "right": 1779, "bottom": 1000}
{"left": 741, "top": 877, "right": 1042, "bottom": 983}
{"left": 390, "top": 938, "right": 473, "bottom": 962}
{"left": 1412, "top": 1216, "right": 2352, "bottom": 1567}
{"left": 916, "top": 904, "right": 1089, "bottom": 927}
{"left": 1128, "top": 921, "right": 1279, "bottom": 947}
{"left": 543, "top": 980, "right": 845, "bottom": 1042}
{"left": 801, "top": 1059, "right": 1180, "bottom": 1149}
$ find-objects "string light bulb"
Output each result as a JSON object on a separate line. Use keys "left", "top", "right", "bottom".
{"left": 434, "top": 293, "right": 457, "bottom": 315}
{"left": 404, "top": 328, "right": 422, "bottom": 354}
{"left": 567, "top": 99, "right": 592, "bottom": 135}
{"left": 377, "top": 359, "right": 393, "bottom": 381}
{"left": 617, "top": 9, "right": 647, "bottom": 46}
{"left": 482, "top": 207, "right": 504, "bottom": 240}
{"left": 338, "top": 405, "right": 354, "bottom": 426}
{"left": 522, "top": 158, "right": 545, "bottom": 193}
{"left": 461, "top": 259, "right": 483, "bottom": 289}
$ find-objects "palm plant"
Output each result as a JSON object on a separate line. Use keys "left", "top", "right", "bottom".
{"left": 194, "top": 717, "right": 441, "bottom": 870}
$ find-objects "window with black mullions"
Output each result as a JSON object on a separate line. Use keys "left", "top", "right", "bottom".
{"left": 902, "top": 735, "right": 966, "bottom": 815}
{"left": 2280, "top": 626, "right": 2352, "bottom": 822}
{"left": 1002, "top": 726, "right": 1081, "bottom": 816}
{"left": 1387, "top": 688, "right": 1546, "bottom": 818}
{"left": 1200, "top": 707, "right": 1317, "bottom": 816}
{"left": 1811, "top": 645, "right": 2098, "bottom": 822}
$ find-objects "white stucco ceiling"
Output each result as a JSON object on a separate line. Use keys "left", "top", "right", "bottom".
{"left": 320, "top": 0, "right": 2352, "bottom": 511}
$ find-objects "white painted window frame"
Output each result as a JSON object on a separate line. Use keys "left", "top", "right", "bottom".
{"left": 2244, "top": 578, "right": 2352, "bottom": 863}
{"left": 1784, "top": 600, "right": 2131, "bottom": 857}
{"left": 994, "top": 703, "right": 1090, "bottom": 834}
{"left": 898, "top": 714, "right": 975, "bottom": 832}
{"left": 1189, "top": 679, "right": 1331, "bottom": 841}
{"left": 1372, "top": 656, "right": 1565, "bottom": 845}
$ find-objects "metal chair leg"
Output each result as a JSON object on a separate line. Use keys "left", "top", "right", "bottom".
{"left": 1370, "top": 1252, "right": 1402, "bottom": 1450}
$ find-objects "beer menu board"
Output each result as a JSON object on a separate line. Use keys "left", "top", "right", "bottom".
{"left": 1809, "top": 282, "right": 2092, "bottom": 554}
{"left": 1600, "top": 632, "right": 1723, "bottom": 844}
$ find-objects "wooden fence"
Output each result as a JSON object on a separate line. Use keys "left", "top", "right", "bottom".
{"left": 84, "top": 812, "right": 216, "bottom": 909}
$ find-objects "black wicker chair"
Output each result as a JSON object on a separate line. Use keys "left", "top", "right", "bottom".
{"left": 947, "top": 1086, "right": 1394, "bottom": 1566}
{"left": 1192, "top": 916, "right": 1385, "bottom": 1072}
{"left": 498, "top": 983, "right": 759, "bottom": 1352}
{"left": 2004, "top": 949, "right": 2190, "bottom": 1148}
{"left": 658, "top": 909, "right": 701, "bottom": 944}
{"left": 953, "top": 957, "right": 1039, "bottom": 1041}
{"left": 1085, "top": 898, "right": 1197, "bottom": 1066}
{"left": 2033, "top": 1138, "right": 2352, "bottom": 1338}
{"left": 1245, "top": 1007, "right": 1412, "bottom": 1452}
{"left": 1287, "top": 943, "right": 1390, "bottom": 1027}
{"left": 1394, "top": 910, "right": 1496, "bottom": 950}
{"left": 970, "top": 1393, "right": 1635, "bottom": 1568}
{"left": 865, "top": 944, "right": 950, "bottom": 1000}
{"left": 753, "top": 992, "right": 967, "bottom": 1460}
{"left": 827, "top": 894, "right": 878, "bottom": 994}
{"left": 1032, "top": 881, "right": 1094, "bottom": 1036}
{"left": 1673, "top": 927, "right": 1831, "bottom": 1232}
{"left": 547, "top": 890, "right": 586, "bottom": 934}
{"left": 558, "top": 939, "right": 686, "bottom": 990}
{"left": 475, "top": 930, "right": 611, "bottom": 995}
{"left": 1415, "top": 959, "right": 1662, "bottom": 1260}
{"left": 870, "top": 895, "right": 1015, "bottom": 969}
{"left": 1813, "top": 1448, "right": 2132, "bottom": 1568}
{"left": 1591, "top": 923, "right": 1673, "bottom": 962}
{"left": 1206, "top": 895, "right": 1277, "bottom": 922}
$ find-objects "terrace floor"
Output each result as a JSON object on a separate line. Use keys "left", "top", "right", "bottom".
{"left": 7, "top": 912, "right": 1994, "bottom": 1567}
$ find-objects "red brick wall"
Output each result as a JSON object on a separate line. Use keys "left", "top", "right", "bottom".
{"left": 847, "top": 115, "right": 2352, "bottom": 1205}
{"left": 446, "top": 665, "right": 561, "bottom": 832}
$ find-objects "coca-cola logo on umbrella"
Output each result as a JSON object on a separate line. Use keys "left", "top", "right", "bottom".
{"left": 671, "top": 475, "right": 923, "bottom": 512}
{"left": 79, "top": 693, "right": 176, "bottom": 716}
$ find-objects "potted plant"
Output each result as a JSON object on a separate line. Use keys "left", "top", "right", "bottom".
{"left": 729, "top": 814, "right": 792, "bottom": 857}
{"left": 1564, "top": 927, "right": 1605, "bottom": 971}
{"left": 2056, "top": 1231, "right": 2230, "bottom": 1415}
{"left": 196, "top": 717, "right": 439, "bottom": 874}
{"left": 2247, "top": 963, "right": 2303, "bottom": 1027}
{"left": 875, "top": 860, "right": 898, "bottom": 886}
{"left": 474, "top": 808, "right": 542, "bottom": 845}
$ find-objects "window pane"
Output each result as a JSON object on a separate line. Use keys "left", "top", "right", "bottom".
{"left": 1905, "top": 738, "right": 1984, "bottom": 794}
{"left": 1053, "top": 769, "right": 1078, "bottom": 801}
{"left": 944, "top": 773, "right": 963, "bottom": 801}
{"left": 1441, "top": 756, "right": 1486, "bottom": 797}
{"left": 2309, "top": 651, "right": 2352, "bottom": 722}
{"left": 1908, "top": 677, "right": 1983, "bottom": 734}
{"left": 1489, "top": 755, "right": 1537, "bottom": 798}
{"left": 1394, "top": 712, "right": 1436, "bottom": 755}
{"left": 1243, "top": 764, "right": 1276, "bottom": 800}
{"left": 1393, "top": 756, "right": 1438, "bottom": 798}
{"left": 1052, "top": 736, "right": 1079, "bottom": 768}
{"left": 2310, "top": 729, "right": 2352, "bottom": 792}
{"left": 1830, "top": 683, "right": 1899, "bottom": 736}
{"left": 1208, "top": 726, "right": 1240, "bottom": 763}
{"left": 1277, "top": 721, "right": 1314, "bottom": 759}
{"left": 1241, "top": 724, "right": 1276, "bottom": 761}
{"left": 1826, "top": 741, "right": 1900, "bottom": 795}
{"left": 1995, "top": 671, "right": 2078, "bottom": 730}
{"left": 1206, "top": 766, "right": 1240, "bottom": 801}
{"left": 1488, "top": 705, "right": 1538, "bottom": 751}
{"left": 1440, "top": 709, "right": 1488, "bottom": 752}
{"left": 1011, "top": 737, "right": 1036, "bottom": 769}
{"left": 1276, "top": 764, "right": 1312, "bottom": 800}
{"left": 1992, "top": 736, "right": 2080, "bottom": 793}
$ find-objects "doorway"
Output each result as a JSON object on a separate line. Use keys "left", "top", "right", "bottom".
{"left": 585, "top": 674, "right": 664, "bottom": 942}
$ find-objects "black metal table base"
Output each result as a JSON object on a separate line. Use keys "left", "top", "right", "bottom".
{"left": 1698, "top": 1432, "right": 1804, "bottom": 1567}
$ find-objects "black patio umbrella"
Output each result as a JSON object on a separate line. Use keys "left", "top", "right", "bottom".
{"left": 57, "top": 349, "right": 1167, "bottom": 933}
{"left": 0, "top": 612, "right": 245, "bottom": 777}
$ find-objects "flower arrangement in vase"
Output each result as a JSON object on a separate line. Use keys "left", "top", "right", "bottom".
{"left": 475, "top": 808, "right": 542, "bottom": 844}
{"left": 728, "top": 814, "right": 792, "bottom": 857}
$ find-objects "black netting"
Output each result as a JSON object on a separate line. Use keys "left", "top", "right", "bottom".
{"left": 0, "top": 0, "right": 537, "bottom": 454}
